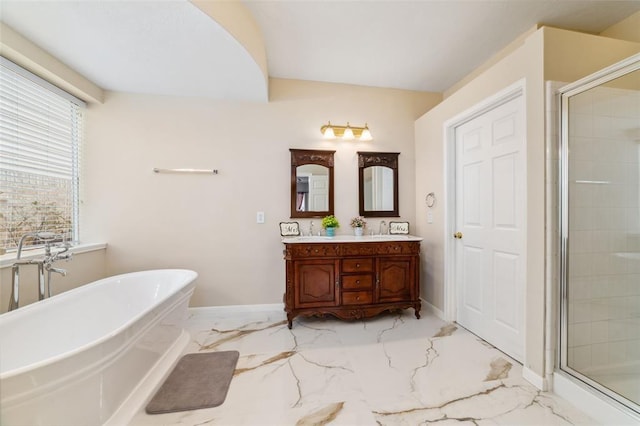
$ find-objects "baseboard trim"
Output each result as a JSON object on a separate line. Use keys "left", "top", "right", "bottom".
{"left": 523, "top": 367, "right": 547, "bottom": 391}
{"left": 188, "top": 303, "right": 284, "bottom": 313}
{"left": 192, "top": 301, "right": 437, "bottom": 317}
{"left": 420, "top": 298, "right": 445, "bottom": 320}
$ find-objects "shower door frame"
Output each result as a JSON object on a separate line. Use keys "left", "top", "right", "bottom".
{"left": 558, "top": 53, "right": 640, "bottom": 414}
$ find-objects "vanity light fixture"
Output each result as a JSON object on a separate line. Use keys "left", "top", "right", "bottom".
{"left": 343, "top": 123, "right": 355, "bottom": 140}
{"left": 322, "top": 124, "right": 336, "bottom": 139}
{"left": 321, "top": 122, "right": 373, "bottom": 141}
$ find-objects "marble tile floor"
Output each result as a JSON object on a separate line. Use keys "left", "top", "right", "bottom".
{"left": 129, "top": 307, "right": 597, "bottom": 425}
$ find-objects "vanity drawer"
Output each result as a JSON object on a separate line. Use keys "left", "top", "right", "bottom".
{"left": 290, "top": 244, "right": 340, "bottom": 258}
{"left": 342, "top": 258, "right": 374, "bottom": 273}
{"left": 342, "top": 291, "right": 373, "bottom": 305}
{"left": 341, "top": 274, "right": 373, "bottom": 290}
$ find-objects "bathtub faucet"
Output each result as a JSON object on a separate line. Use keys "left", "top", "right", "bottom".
{"left": 48, "top": 267, "right": 67, "bottom": 277}
{"left": 45, "top": 239, "right": 72, "bottom": 264}
{"left": 43, "top": 239, "right": 72, "bottom": 296}
{"left": 8, "top": 232, "right": 72, "bottom": 311}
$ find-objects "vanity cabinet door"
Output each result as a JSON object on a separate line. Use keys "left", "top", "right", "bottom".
{"left": 294, "top": 259, "right": 339, "bottom": 308}
{"left": 377, "top": 257, "right": 415, "bottom": 303}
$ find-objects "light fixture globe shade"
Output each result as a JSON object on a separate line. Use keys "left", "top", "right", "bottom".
{"left": 323, "top": 126, "right": 335, "bottom": 139}
{"left": 360, "top": 126, "right": 372, "bottom": 141}
{"left": 343, "top": 125, "right": 354, "bottom": 140}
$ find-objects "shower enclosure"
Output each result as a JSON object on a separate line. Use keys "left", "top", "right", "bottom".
{"left": 560, "top": 53, "right": 640, "bottom": 414}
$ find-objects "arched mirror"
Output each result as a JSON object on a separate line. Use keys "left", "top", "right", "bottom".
{"left": 290, "top": 149, "right": 335, "bottom": 218}
{"left": 358, "top": 151, "right": 399, "bottom": 217}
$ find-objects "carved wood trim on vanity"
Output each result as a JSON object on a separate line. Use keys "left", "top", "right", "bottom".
{"left": 282, "top": 240, "right": 421, "bottom": 328}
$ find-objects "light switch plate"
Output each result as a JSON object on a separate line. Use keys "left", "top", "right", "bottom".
{"left": 257, "top": 211, "right": 265, "bottom": 223}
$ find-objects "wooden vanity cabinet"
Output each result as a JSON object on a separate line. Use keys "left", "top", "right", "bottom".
{"left": 294, "top": 259, "right": 339, "bottom": 308}
{"left": 283, "top": 240, "right": 421, "bottom": 328}
{"left": 378, "top": 257, "right": 415, "bottom": 302}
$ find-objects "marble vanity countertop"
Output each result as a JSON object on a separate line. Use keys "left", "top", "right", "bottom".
{"left": 282, "top": 234, "right": 423, "bottom": 243}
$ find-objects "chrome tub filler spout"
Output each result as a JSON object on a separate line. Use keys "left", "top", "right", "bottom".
{"left": 8, "top": 232, "right": 73, "bottom": 311}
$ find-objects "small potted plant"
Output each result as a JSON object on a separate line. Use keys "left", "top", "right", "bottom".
{"left": 321, "top": 215, "right": 340, "bottom": 237}
{"left": 350, "top": 216, "right": 367, "bottom": 237}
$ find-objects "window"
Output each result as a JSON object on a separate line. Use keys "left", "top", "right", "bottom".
{"left": 0, "top": 57, "right": 85, "bottom": 251}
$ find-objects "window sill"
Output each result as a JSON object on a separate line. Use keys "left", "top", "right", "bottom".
{"left": 0, "top": 242, "right": 107, "bottom": 269}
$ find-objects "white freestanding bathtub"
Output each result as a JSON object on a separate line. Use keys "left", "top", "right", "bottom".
{"left": 0, "top": 269, "right": 197, "bottom": 426}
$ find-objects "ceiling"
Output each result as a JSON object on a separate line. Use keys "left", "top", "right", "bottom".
{"left": 1, "top": 0, "right": 639, "bottom": 102}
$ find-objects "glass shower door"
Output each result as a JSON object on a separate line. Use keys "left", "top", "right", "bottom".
{"left": 561, "top": 59, "right": 640, "bottom": 412}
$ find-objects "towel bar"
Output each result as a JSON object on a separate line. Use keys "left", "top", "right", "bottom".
{"left": 153, "top": 168, "right": 218, "bottom": 174}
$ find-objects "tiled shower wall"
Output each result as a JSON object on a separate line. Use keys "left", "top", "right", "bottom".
{"left": 565, "top": 83, "right": 640, "bottom": 372}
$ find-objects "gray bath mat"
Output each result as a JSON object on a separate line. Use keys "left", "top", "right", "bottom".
{"left": 145, "top": 351, "right": 239, "bottom": 414}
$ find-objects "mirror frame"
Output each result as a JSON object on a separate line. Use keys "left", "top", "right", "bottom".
{"left": 290, "top": 148, "right": 335, "bottom": 218}
{"left": 358, "top": 151, "right": 399, "bottom": 217}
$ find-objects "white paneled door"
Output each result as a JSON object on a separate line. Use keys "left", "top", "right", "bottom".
{"left": 454, "top": 94, "right": 525, "bottom": 362}
{"left": 309, "top": 175, "right": 329, "bottom": 211}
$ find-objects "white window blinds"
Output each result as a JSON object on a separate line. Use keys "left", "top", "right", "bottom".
{"left": 0, "top": 57, "right": 85, "bottom": 250}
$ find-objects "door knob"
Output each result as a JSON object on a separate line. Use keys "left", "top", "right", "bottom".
{"left": 453, "top": 232, "right": 463, "bottom": 239}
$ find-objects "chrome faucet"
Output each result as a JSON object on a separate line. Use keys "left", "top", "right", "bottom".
{"left": 43, "top": 238, "right": 72, "bottom": 298}
{"left": 308, "top": 221, "right": 315, "bottom": 236}
{"left": 10, "top": 232, "right": 43, "bottom": 311}
{"left": 44, "top": 237, "right": 72, "bottom": 265}
{"left": 8, "top": 232, "right": 72, "bottom": 311}
{"left": 48, "top": 267, "right": 67, "bottom": 277}
{"left": 379, "top": 220, "right": 387, "bottom": 235}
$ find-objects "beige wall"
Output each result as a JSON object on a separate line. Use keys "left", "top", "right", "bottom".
{"left": 600, "top": 10, "right": 640, "bottom": 43}
{"left": 0, "top": 249, "right": 107, "bottom": 313}
{"left": 83, "top": 79, "right": 440, "bottom": 307}
{"left": 414, "top": 26, "right": 640, "bottom": 378}
{"left": 544, "top": 26, "right": 640, "bottom": 83}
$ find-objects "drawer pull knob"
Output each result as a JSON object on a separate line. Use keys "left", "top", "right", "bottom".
{"left": 356, "top": 296, "right": 360, "bottom": 300}
{"left": 356, "top": 263, "right": 360, "bottom": 268}
{"left": 356, "top": 280, "right": 360, "bottom": 285}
